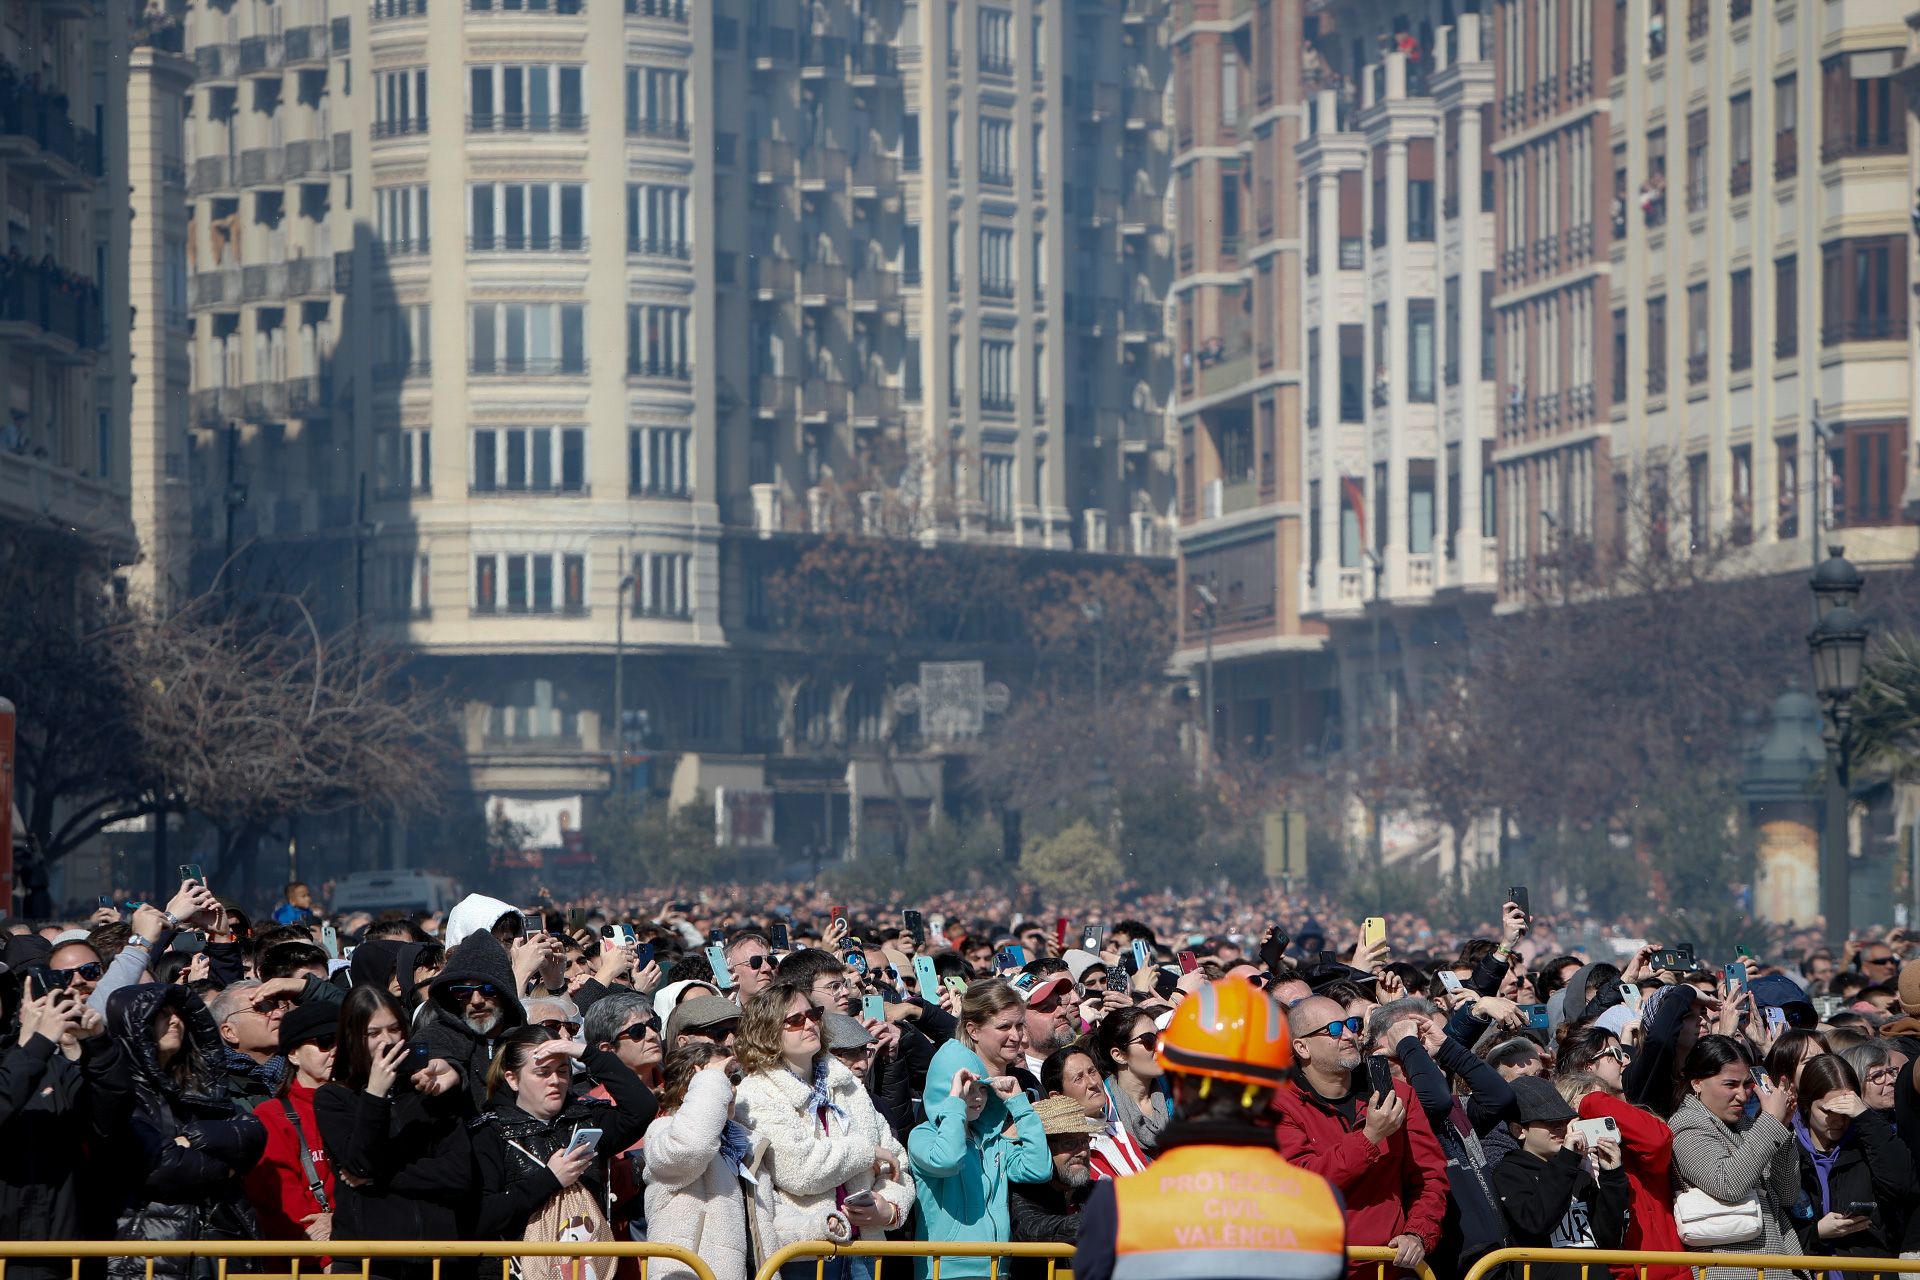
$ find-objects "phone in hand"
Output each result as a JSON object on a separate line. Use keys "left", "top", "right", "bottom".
{"left": 1573, "top": 1116, "right": 1620, "bottom": 1148}
{"left": 996, "top": 945, "right": 1027, "bottom": 972}
{"left": 1752, "top": 1067, "right": 1774, "bottom": 1094}
{"left": 320, "top": 924, "right": 340, "bottom": 959}
{"left": 1507, "top": 886, "right": 1529, "bottom": 933}
{"left": 519, "top": 910, "right": 545, "bottom": 938}
{"left": 1317, "top": 950, "right": 1337, "bottom": 969}
{"left": 914, "top": 955, "right": 941, "bottom": 1000}
{"left": 1764, "top": 1006, "right": 1788, "bottom": 1036}
{"left": 1364, "top": 1054, "right": 1394, "bottom": 1099}
{"left": 1812, "top": 994, "right": 1843, "bottom": 1021}
{"left": 1618, "top": 982, "right": 1643, "bottom": 1011}
{"left": 633, "top": 943, "right": 655, "bottom": 970}
{"left": 1082, "top": 925, "right": 1104, "bottom": 952}
{"left": 862, "top": 994, "right": 886, "bottom": 1022}
{"left": 179, "top": 863, "right": 205, "bottom": 887}
{"left": 1724, "top": 962, "right": 1748, "bottom": 993}
{"left": 566, "top": 1128, "right": 603, "bottom": 1155}
{"left": 406, "top": 1041, "right": 433, "bottom": 1073}
{"left": 604, "top": 923, "right": 638, "bottom": 946}
{"left": 842, "top": 1189, "right": 878, "bottom": 1211}
{"left": 709, "top": 928, "right": 726, "bottom": 946}
{"left": 1177, "top": 950, "right": 1199, "bottom": 974}
{"left": 829, "top": 904, "right": 849, "bottom": 932}
{"left": 1521, "top": 1003, "right": 1550, "bottom": 1031}
{"left": 706, "top": 944, "right": 734, "bottom": 988}
{"left": 1842, "top": 1200, "right": 1877, "bottom": 1217}
{"left": 769, "top": 922, "right": 791, "bottom": 952}
{"left": 1152, "top": 968, "right": 1180, "bottom": 999}
{"left": 26, "top": 966, "right": 65, "bottom": 999}
{"left": 1105, "top": 968, "right": 1133, "bottom": 995}
{"left": 96, "top": 895, "right": 115, "bottom": 911}
{"left": 903, "top": 910, "right": 926, "bottom": 945}
{"left": 1055, "top": 917, "right": 1071, "bottom": 949}
{"left": 844, "top": 947, "right": 870, "bottom": 976}
{"left": 943, "top": 975, "right": 969, "bottom": 995}
{"left": 1650, "top": 948, "right": 1690, "bottom": 971}
{"left": 1131, "top": 939, "right": 1151, "bottom": 975}
{"left": 1437, "top": 970, "right": 1465, "bottom": 994}
{"left": 1361, "top": 917, "right": 1387, "bottom": 950}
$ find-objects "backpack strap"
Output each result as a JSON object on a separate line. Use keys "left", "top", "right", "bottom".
{"left": 277, "top": 1098, "right": 331, "bottom": 1213}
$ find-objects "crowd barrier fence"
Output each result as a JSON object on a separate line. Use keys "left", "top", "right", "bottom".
{"left": 1463, "top": 1247, "right": 1920, "bottom": 1280}
{"left": 0, "top": 1241, "right": 715, "bottom": 1280}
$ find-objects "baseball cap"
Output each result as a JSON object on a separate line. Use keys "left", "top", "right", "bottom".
{"left": 1015, "top": 975, "right": 1075, "bottom": 1005}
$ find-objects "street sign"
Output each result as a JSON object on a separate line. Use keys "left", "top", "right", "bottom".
{"left": 1263, "top": 809, "right": 1306, "bottom": 884}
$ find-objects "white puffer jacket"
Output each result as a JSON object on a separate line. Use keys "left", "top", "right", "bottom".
{"left": 732, "top": 1056, "right": 915, "bottom": 1260}
{"left": 643, "top": 1068, "right": 753, "bottom": 1280}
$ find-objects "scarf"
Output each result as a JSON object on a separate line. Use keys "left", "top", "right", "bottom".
{"left": 1106, "top": 1077, "right": 1169, "bottom": 1150}
{"left": 802, "top": 1057, "right": 847, "bottom": 1122}
{"left": 1793, "top": 1114, "right": 1848, "bottom": 1280}
{"left": 222, "top": 1047, "right": 287, "bottom": 1092}
{"left": 717, "top": 1118, "right": 753, "bottom": 1172}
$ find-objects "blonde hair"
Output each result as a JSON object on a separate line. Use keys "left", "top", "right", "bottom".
{"left": 735, "top": 982, "right": 813, "bottom": 1077}
{"left": 1556, "top": 1070, "right": 1608, "bottom": 1109}
{"left": 958, "top": 978, "right": 1024, "bottom": 1050}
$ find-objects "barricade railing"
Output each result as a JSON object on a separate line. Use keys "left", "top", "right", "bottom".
{"left": 750, "top": 1241, "right": 1426, "bottom": 1280}
{"left": 0, "top": 1241, "right": 717, "bottom": 1280}
{"left": 1463, "top": 1247, "right": 1920, "bottom": 1280}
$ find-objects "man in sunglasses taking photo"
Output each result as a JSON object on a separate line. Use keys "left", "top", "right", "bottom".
{"left": 1271, "top": 995, "right": 1448, "bottom": 1279}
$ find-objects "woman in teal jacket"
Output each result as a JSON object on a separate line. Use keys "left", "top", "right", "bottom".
{"left": 907, "top": 982, "right": 1053, "bottom": 1279}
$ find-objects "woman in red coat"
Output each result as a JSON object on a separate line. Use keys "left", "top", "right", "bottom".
{"left": 244, "top": 1003, "right": 339, "bottom": 1257}
{"left": 1561, "top": 1025, "right": 1689, "bottom": 1280}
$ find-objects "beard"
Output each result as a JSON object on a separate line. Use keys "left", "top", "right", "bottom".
{"left": 464, "top": 1008, "right": 503, "bottom": 1036}
{"left": 1058, "top": 1162, "right": 1092, "bottom": 1190}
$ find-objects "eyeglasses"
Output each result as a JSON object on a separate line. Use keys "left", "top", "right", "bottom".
{"left": 1599, "top": 1045, "right": 1634, "bottom": 1064}
{"left": 1128, "top": 1031, "right": 1159, "bottom": 1052}
{"left": 689, "top": 1021, "right": 740, "bottom": 1039}
{"left": 1304, "top": 1017, "right": 1363, "bottom": 1040}
{"left": 449, "top": 982, "right": 502, "bottom": 1001}
{"left": 1867, "top": 1066, "right": 1898, "bottom": 1084}
{"left": 52, "top": 962, "right": 104, "bottom": 982}
{"left": 782, "top": 1005, "right": 826, "bottom": 1030}
{"left": 1865, "top": 956, "right": 1899, "bottom": 968}
{"left": 294, "top": 1034, "right": 338, "bottom": 1052}
{"left": 251, "top": 995, "right": 296, "bottom": 1017}
{"left": 538, "top": 1019, "right": 583, "bottom": 1038}
{"left": 734, "top": 954, "right": 770, "bottom": 971}
{"left": 615, "top": 1021, "right": 661, "bottom": 1043}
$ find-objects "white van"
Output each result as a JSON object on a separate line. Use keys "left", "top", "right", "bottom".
{"left": 329, "top": 870, "right": 463, "bottom": 916}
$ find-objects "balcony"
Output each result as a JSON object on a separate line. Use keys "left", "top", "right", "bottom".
{"left": 628, "top": 235, "right": 689, "bottom": 260}
{"left": 0, "top": 90, "right": 103, "bottom": 182}
{"left": 626, "top": 357, "right": 688, "bottom": 381}
{"left": 194, "top": 43, "right": 234, "bottom": 80}
{"left": 852, "top": 384, "right": 900, "bottom": 424}
{"left": 283, "top": 138, "right": 331, "bottom": 180}
{"left": 470, "top": 233, "right": 588, "bottom": 254}
{"left": 189, "top": 268, "right": 239, "bottom": 307}
{"left": 470, "top": 0, "right": 585, "bottom": 11}
{"left": 754, "top": 374, "right": 794, "bottom": 417}
{"left": 371, "top": 0, "right": 428, "bottom": 19}
{"left": 243, "top": 380, "right": 289, "bottom": 422}
{"left": 1338, "top": 237, "right": 1364, "bottom": 270}
{"left": 980, "top": 277, "right": 1015, "bottom": 299}
{"left": 1822, "top": 131, "right": 1903, "bottom": 164}
{"left": 1647, "top": 363, "right": 1667, "bottom": 395}
{"left": 238, "top": 35, "right": 283, "bottom": 74}
{"left": 1774, "top": 130, "right": 1797, "bottom": 179}
{"left": 373, "top": 117, "right": 429, "bottom": 139}
{"left": 979, "top": 165, "right": 1014, "bottom": 189}
{"left": 800, "top": 262, "right": 848, "bottom": 304}
{"left": 1823, "top": 317, "right": 1901, "bottom": 345}
{"left": 752, "top": 137, "right": 794, "bottom": 181}
{"left": 239, "top": 147, "right": 285, "bottom": 187}
{"left": 1077, "top": 80, "right": 1121, "bottom": 122}
{"left": 241, "top": 262, "right": 289, "bottom": 300}
{"left": 752, "top": 258, "right": 794, "bottom": 297}
{"left": 849, "top": 43, "right": 898, "bottom": 84}
{"left": 800, "top": 36, "right": 846, "bottom": 78}
{"left": 851, "top": 268, "right": 900, "bottom": 311}
{"left": 1729, "top": 160, "right": 1751, "bottom": 198}
{"left": 287, "top": 375, "right": 332, "bottom": 417}
{"left": 1124, "top": 88, "right": 1163, "bottom": 132}
{"left": 473, "top": 356, "right": 590, "bottom": 376}
{"left": 473, "top": 112, "right": 588, "bottom": 134}
{"left": 377, "top": 237, "right": 431, "bottom": 261}
{"left": 801, "top": 378, "right": 846, "bottom": 419}
{"left": 979, "top": 53, "right": 1015, "bottom": 77}
{"left": 285, "top": 257, "right": 332, "bottom": 296}
{"left": 191, "top": 387, "right": 241, "bottom": 426}
{"left": 800, "top": 147, "right": 849, "bottom": 190}
{"left": 283, "top": 24, "right": 327, "bottom": 64}
{"left": 626, "top": 0, "right": 687, "bottom": 16}
{"left": 1195, "top": 349, "right": 1252, "bottom": 399}
{"left": 750, "top": 26, "right": 796, "bottom": 67}
{"left": 1121, "top": 300, "right": 1161, "bottom": 339}
{"left": 190, "top": 155, "right": 231, "bottom": 194}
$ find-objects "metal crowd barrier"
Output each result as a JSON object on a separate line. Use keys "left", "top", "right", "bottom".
{"left": 0, "top": 1242, "right": 717, "bottom": 1280}
{"left": 750, "top": 1241, "right": 1429, "bottom": 1280}
{"left": 1463, "top": 1247, "right": 1920, "bottom": 1280}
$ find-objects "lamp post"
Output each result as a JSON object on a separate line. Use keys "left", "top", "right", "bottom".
{"left": 1081, "top": 598, "right": 1106, "bottom": 709}
{"left": 1192, "top": 585, "right": 1217, "bottom": 777}
{"left": 613, "top": 572, "right": 635, "bottom": 799}
{"left": 1807, "top": 546, "right": 1868, "bottom": 949}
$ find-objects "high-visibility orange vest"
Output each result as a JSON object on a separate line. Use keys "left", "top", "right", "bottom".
{"left": 1109, "top": 1144, "right": 1347, "bottom": 1280}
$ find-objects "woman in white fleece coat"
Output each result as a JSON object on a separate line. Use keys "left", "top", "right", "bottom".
{"left": 731, "top": 982, "right": 915, "bottom": 1280}
{"left": 642, "top": 1043, "right": 754, "bottom": 1280}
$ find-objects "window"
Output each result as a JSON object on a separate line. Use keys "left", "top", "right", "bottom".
{"left": 977, "top": 7, "right": 1011, "bottom": 74}
{"left": 980, "top": 338, "right": 1014, "bottom": 410}
{"left": 631, "top": 552, "right": 692, "bottom": 617}
{"left": 629, "top": 425, "right": 691, "bottom": 496}
{"left": 947, "top": 110, "right": 961, "bottom": 178}
{"left": 1306, "top": 327, "right": 1321, "bottom": 424}
{"left": 626, "top": 184, "right": 689, "bottom": 256}
{"left": 476, "top": 553, "right": 586, "bottom": 615}
{"left": 380, "top": 427, "right": 431, "bottom": 494}
{"left": 983, "top": 454, "right": 1014, "bottom": 524}
{"left": 470, "top": 302, "right": 587, "bottom": 373}
{"left": 1822, "top": 52, "right": 1903, "bottom": 161}
{"left": 1220, "top": 418, "right": 1253, "bottom": 482}
{"left": 376, "top": 184, "right": 430, "bottom": 253}
{"left": 1407, "top": 179, "right": 1435, "bottom": 241}
{"left": 385, "top": 554, "right": 430, "bottom": 618}
{"left": 1830, "top": 423, "right": 1907, "bottom": 527}
{"left": 471, "top": 426, "right": 586, "bottom": 493}
{"left": 1482, "top": 465, "right": 1497, "bottom": 539}
{"left": 1611, "top": 308, "right": 1628, "bottom": 402}
{"left": 1729, "top": 93, "right": 1752, "bottom": 195}
{"left": 1823, "top": 237, "right": 1907, "bottom": 344}
{"left": 1687, "top": 454, "right": 1709, "bottom": 553}
{"left": 627, "top": 303, "right": 691, "bottom": 377}
{"left": 1685, "top": 109, "right": 1708, "bottom": 212}
{"left": 1646, "top": 296, "right": 1666, "bottom": 394}
{"left": 1774, "top": 76, "right": 1797, "bottom": 178}
{"left": 1776, "top": 435, "right": 1800, "bottom": 538}
{"left": 1339, "top": 482, "right": 1361, "bottom": 568}
{"left": 1221, "top": 49, "right": 1239, "bottom": 127}
{"left": 375, "top": 68, "right": 428, "bottom": 135}
{"left": 1372, "top": 463, "right": 1388, "bottom": 554}
{"left": 485, "top": 681, "right": 579, "bottom": 744}
{"left": 1443, "top": 277, "right": 1461, "bottom": 384}
{"left": 1687, "top": 283, "right": 1708, "bottom": 384}
{"left": 979, "top": 117, "right": 1012, "bottom": 184}
{"left": 1408, "top": 461, "right": 1436, "bottom": 556}
{"left": 1220, "top": 175, "right": 1239, "bottom": 252}
{"left": 621, "top": 66, "right": 684, "bottom": 136}
{"left": 1729, "top": 270, "right": 1752, "bottom": 371}
{"left": 470, "top": 63, "right": 585, "bottom": 131}
{"left": 903, "top": 114, "right": 920, "bottom": 170}
{"left": 1407, "top": 300, "right": 1436, "bottom": 402}
{"left": 377, "top": 302, "right": 431, "bottom": 377}
{"left": 1730, "top": 443, "right": 1753, "bottom": 543}
{"left": 470, "top": 183, "right": 586, "bottom": 251}
{"left": 1338, "top": 324, "right": 1364, "bottom": 421}
{"left": 1775, "top": 255, "right": 1798, "bottom": 357}
{"left": 980, "top": 226, "right": 1013, "bottom": 296}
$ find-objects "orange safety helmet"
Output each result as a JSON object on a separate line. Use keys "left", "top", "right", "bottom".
{"left": 1155, "top": 973, "right": 1294, "bottom": 1090}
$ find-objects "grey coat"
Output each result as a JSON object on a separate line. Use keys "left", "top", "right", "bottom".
{"left": 1667, "top": 1095, "right": 1806, "bottom": 1280}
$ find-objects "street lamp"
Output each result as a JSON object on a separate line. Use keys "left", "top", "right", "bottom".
{"left": 1081, "top": 599, "right": 1106, "bottom": 709}
{"left": 613, "top": 571, "right": 635, "bottom": 799}
{"left": 1807, "top": 546, "right": 1868, "bottom": 949}
{"left": 1192, "top": 584, "right": 1217, "bottom": 776}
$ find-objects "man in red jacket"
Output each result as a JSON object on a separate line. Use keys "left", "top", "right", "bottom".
{"left": 1272, "top": 995, "right": 1448, "bottom": 1279}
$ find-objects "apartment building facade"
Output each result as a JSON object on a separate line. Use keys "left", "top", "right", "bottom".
{"left": 167, "top": 0, "right": 1172, "bottom": 863}
{"left": 1169, "top": 0, "right": 1334, "bottom": 763}
{"left": 0, "top": 0, "right": 130, "bottom": 603}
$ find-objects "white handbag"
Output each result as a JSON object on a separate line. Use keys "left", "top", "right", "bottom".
{"left": 1674, "top": 1187, "right": 1765, "bottom": 1247}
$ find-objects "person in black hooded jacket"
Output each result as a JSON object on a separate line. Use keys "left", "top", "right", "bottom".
{"left": 0, "top": 979, "right": 136, "bottom": 1280}
{"left": 415, "top": 927, "right": 527, "bottom": 1108}
{"left": 104, "top": 983, "right": 267, "bottom": 1280}
{"left": 470, "top": 1024, "right": 658, "bottom": 1242}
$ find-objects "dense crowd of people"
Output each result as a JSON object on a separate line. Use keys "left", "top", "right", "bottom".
{"left": 4, "top": 875, "right": 1920, "bottom": 1280}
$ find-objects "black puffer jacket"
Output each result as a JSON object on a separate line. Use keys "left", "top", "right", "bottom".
{"left": 415, "top": 930, "right": 525, "bottom": 1109}
{"left": 471, "top": 1045, "right": 657, "bottom": 1240}
{"left": 105, "top": 984, "right": 267, "bottom": 1280}
{"left": 0, "top": 1023, "right": 136, "bottom": 1280}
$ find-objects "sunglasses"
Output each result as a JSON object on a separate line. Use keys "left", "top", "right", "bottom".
{"left": 782, "top": 1005, "right": 826, "bottom": 1030}
{"left": 449, "top": 982, "right": 502, "bottom": 1001}
{"left": 1128, "top": 1030, "right": 1159, "bottom": 1051}
{"left": 293, "top": 1034, "right": 338, "bottom": 1051}
{"left": 52, "top": 962, "right": 104, "bottom": 982}
{"left": 1866, "top": 956, "right": 1899, "bottom": 967}
{"left": 538, "top": 1019, "right": 583, "bottom": 1038}
{"left": 616, "top": 1021, "right": 661, "bottom": 1043}
{"left": 1599, "top": 1045, "right": 1634, "bottom": 1064}
{"left": 1306, "top": 1017, "right": 1363, "bottom": 1040}
{"left": 735, "top": 954, "right": 770, "bottom": 971}
{"left": 251, "top": 995, "right": 296, "bottom": 1016}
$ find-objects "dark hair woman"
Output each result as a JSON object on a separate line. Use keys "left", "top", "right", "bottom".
{"left": 1668, "top": 1035, "right": 1800, "bottom": 1280}
{"left": 312, "top": 985, "right": 477, "bottom": 1280}
{"left": 104, "top": 983, "right": 266, "bottom": 1280}
{"left": 1790, "top": 1053, "right": 1916, "bottom": 1262}
{"left": 1089, "top": 1007, "right": 1167, "bottom": 1153}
